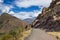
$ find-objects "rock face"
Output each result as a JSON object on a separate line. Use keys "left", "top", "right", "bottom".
{"left": 0, "top": 13, "right": 31, "bottom": 33}
{"left": 32, "top": 0, "right": 60, "bottom": 32}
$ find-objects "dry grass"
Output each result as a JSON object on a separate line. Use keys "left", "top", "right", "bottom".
{"left": 19, "top": 28, "right": 32, "bottom": 40}
{"left": 48, "top": 32, "right": 60, "bottom": 40}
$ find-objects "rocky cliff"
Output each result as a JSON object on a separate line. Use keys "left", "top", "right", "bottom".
{"left": 32, "top": 0, "right": 60, "bottom": 32}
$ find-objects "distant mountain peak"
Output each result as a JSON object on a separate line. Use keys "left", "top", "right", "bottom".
{"left": 23, "top": 17, "right": 36, "bottom": 24}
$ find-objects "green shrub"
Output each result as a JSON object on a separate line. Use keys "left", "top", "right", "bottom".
{"left": 9, "top": 30, "right": 16, "bottom": 37}
{"left": 0, "top": 21, "right": 3, "bottom": 24}
{"left": 1, "top": 35, "right": 12, "bottom": 40}
{"left": 0, "top": 33, "right": 5, "bottom": 36}
{"left": 9, "top": 30, "right": 17, "bottom": 40}
{"left": 0, "top": 26, "right": 24, "bottom": 40}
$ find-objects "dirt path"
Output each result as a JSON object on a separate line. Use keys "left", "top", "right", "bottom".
{"left": 25, "top": 28, "right": 57, "bottom": 40}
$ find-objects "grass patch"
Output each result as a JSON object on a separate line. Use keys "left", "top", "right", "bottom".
{"left": 20, "top": 28, "right": 32, "bottom": 40}
{"left": 0, "top": 26, "right": 25, "bottom": 40}
{"left": 0, "top": 25, "right": 32, "bottom": 40}
{"left": 1, "top": 34, "right": 13, "bottom": 40}
{"left": 48, "top": 32, "right": 60, "bottom": 40}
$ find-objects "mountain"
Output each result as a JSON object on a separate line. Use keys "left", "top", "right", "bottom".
{"left": 0, "top": 13, "right": 31, "bottom": 40}
{"left": 23, "top": 17, "right": 36, "bottom": 24}
{"left": 0, "top": 13, "right": 31, "bottom": 33}
{"left": 32, "top": 0, "right": 60, "bottom": 32}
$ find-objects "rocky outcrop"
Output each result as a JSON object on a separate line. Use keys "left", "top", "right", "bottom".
{"left": 32, "top": 0, "right": 60, "bottom": 32}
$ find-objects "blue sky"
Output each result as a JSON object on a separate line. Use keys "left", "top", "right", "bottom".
{"left": 0, "top": 0, "right": 52, "bottom": 19}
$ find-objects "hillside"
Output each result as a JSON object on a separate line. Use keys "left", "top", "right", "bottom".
{"left": 32, "top": 0, "right": 60, "bottom": 32}
{"left": 0, "top": 13, "right": 31, "bottom": 40}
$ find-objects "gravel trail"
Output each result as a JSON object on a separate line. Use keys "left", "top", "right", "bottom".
{"left": 25, "top": 28, "right": 57, "bottom": 40}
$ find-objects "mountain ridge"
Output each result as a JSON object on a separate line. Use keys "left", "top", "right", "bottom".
{"left": 0, "top": 13, "right": 31, "bottom": 33}
{"left": 32, "top": 0, "right": 60, "bottom": 32}
{"left": 23, "top": 17, "right": 36, "bottom": 24}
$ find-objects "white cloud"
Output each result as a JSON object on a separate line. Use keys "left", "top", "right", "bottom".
{"left": 15, "top": 0, "right": 52, "bottom": 8}
{"left": 2, "top": 6, "right": 10, "bottom": 13}
{"left": 13, "top": 12, "right": 31, "bottom": 19}
{"left": 9, "top": 10, "right": 42, "bottom": 20}
{"left": 8, "top": 7, "right": 43, "bottom": 20}
{"left": 0, "top": 3, "right": 13, "bottom": 13}
{"left": 0, "top": 0, "right": 3, "bottom": 3}
{"left": 0, "top": 0, "right": 52, "bottom": 20}
{"left": 8, "top": 11, "right": 15, "bottom": 15}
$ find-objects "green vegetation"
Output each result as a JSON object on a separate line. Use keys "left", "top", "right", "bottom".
{"left": 0, "top": 24, "right": 3, "bottom": 29}
{"left": 0, "top": 26, "right": 24, "bottom": 40}
{"left": 1, "top": 35, "right": 12, "bottom": 40}
{"left": 0, "top": 33, "right": 5, "bottom": 36}
{"left": 0, "top": 21, "right": 3, "bottom": 29}
{"left": 0, "top": 21, "right": 3, "bottom": 24}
